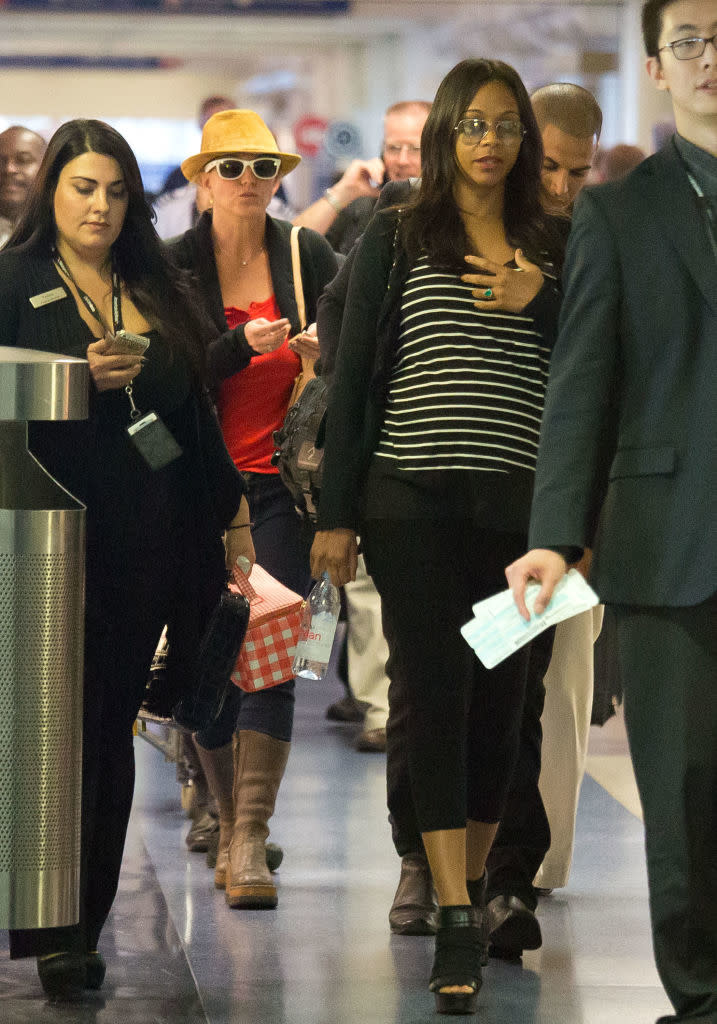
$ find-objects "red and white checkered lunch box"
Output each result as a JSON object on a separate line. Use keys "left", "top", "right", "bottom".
{"left": 230, "top": 563, "right": 304, "bottom": 692}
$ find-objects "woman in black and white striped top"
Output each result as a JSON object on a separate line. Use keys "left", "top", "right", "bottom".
{"left": 312, "top": 59, "right": 565, "bottom": 1015}
{"left": 376, "top": 253, "right": 550, "bottom": 473}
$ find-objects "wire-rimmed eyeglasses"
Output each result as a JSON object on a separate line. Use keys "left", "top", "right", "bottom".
{"left": 203, "top": 156, "right": 281, "bottom": 180}
{"left": 659, "top": 32, "right": 717, "bottom": 60}
{"left": 384, "top": 143, "right": 421, "bottom": 156}
{"left": 454, "top": 118, "right": 526, "bottom": 143}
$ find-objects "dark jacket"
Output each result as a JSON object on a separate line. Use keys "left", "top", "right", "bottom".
{"left": 529, "top": 140, "right": 717, "bottom": 606}
{"left": 318, "top": 181, "right": 412, "bottom": 383}
{"left": 0, "top": 239, "right": 245, "bottom": 609}
{"left": 166, "top": 211, "right": 339, "bottom": 387}
{"left": 317, "top": 184, "right": 563, "bottom": 531}
{"left": 325, "top": 194, "right": 378, "bottom": 256}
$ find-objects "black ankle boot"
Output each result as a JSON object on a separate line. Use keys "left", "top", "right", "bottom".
{"left": 429, "top": 905, "right": 482, "bottom": 1015}
{"left": 466, "top": 873, "right": 489, "bottom": 967}
{"left": 466, "top": 872, "right": 486, "bottom": 908}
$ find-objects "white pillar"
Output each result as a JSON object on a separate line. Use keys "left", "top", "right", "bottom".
{"left": 620, "top": 0, "right": 674, "bottom": 152}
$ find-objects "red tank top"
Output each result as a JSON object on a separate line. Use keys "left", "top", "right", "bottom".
{"left": 218, "top": 295, "right": 300, "bottom": 473}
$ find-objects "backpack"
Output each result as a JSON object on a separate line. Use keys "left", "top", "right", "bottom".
{"left": 271, "top": 374, "right": 328, "bottom": 525}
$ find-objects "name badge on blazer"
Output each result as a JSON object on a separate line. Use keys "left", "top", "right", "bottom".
{"left": 29, "top": 286, "right": 67, "bottom": 309}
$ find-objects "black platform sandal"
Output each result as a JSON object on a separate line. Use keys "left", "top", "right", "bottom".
{"left": 429, "top": 905, "right": 483, "bottom": 1016}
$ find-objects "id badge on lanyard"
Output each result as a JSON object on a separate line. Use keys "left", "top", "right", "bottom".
{"left": 53, "top": 248, "right": 183, "bottom": 470}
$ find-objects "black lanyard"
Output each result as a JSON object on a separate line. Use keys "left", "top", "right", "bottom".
{"left": 53, "top": 247, "right": 144, "bottom": 419}
{"left": 672, "top": 142, "right": 717, "bottom": 267}
{"left": 684, "top": 171, "right": 717, "bottom": 267}
{"left": 52, "top": 247, "right": 124, "bottom": 335}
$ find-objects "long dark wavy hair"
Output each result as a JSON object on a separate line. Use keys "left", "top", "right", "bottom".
{"left": 400, "top": 59, "right": 564, "bottom": 272}
{"left": 7, "top": 119, "right": 211, "bottom": 383}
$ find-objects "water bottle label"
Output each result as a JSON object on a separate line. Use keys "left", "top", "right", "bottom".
{"left": 294, "top": 611, "right": 336, "bottom": 664}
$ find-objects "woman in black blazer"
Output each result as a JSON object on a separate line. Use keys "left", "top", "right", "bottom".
{"left": 0, "top": 118, "right": 251, "bottom": 1000}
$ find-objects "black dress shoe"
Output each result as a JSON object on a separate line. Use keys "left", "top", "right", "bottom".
{"left": 37, "top": 953, "right": 86, "bottom": 1001}
{"left": 389, "top": 853, "right": 438, "bottom": 935}
{"left": 486, "top": 894, "right": 542, "bottom": 959}
{"left": 355, "top": 727, "right": 387, "bottom": 753}
{"left": 185, "top": 810, "right": 219, "bottom": 852}
{"left": 325, "top": 694, "right": 367, "bottom": 722}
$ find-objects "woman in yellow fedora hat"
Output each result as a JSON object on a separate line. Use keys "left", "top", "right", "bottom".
{"left": 167, "top": 109, "right": 338, "bottom": 912}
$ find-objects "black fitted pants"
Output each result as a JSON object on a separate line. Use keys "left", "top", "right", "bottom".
{"left": 362, "top": 520, "right": 531, "bottom": 833}
{"left": 384, "top": 591, "right": 554, "bottom": 902}
{"left": 484, "top": 625, "right": 555, "bottom": 908}
{"left": 10, "top": 543, "right": 216, "bottom": 959}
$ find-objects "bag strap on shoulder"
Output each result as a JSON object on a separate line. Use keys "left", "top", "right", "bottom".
{"left": 290, "top": 225, "right": 307, "bottom": 331}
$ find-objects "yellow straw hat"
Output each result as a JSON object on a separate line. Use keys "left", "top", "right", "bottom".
{"left": 181, "top": 109, "right": 301, "bottom": 182}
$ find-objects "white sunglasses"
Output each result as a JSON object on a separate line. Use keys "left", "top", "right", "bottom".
{"left": 203, "top": 156, "right": 281, "bottom": 180}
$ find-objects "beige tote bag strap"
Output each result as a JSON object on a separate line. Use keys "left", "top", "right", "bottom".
{"left": 290, "top": 225, "right": 307, "bottom": 331}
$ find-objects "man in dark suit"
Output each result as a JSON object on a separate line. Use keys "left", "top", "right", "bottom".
{"left": 506, "top": 1, "right": 717, "bottom": 1019}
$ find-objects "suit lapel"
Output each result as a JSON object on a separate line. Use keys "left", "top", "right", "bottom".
{"left": 645, "top": 144, "right": 717, "bottom": 314}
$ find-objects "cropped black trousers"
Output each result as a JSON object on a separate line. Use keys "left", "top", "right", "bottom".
{"left": 361, "top": 519, "right": 531, "bottom": 832}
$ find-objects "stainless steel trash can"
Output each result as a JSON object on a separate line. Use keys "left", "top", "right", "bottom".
{"left": 0, "top": 346, "right": 88, "bottom": 929}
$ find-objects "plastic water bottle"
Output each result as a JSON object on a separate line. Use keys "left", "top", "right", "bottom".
{"left": 292, "top": 572, "right": 341, "bottom": 680}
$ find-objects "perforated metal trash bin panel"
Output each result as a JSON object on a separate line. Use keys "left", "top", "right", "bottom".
{"left": 0, "top": 531, "right": 84, "bottom": 928}
{"left": 0, "top": 347, "right": 88, "bottom": 930}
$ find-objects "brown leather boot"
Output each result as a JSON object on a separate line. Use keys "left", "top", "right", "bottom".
{"left": 192, "top": 738, "right": 234, "bottom": 889}
{"left": 225, "top": 730, "right": 290, "bottom": 909}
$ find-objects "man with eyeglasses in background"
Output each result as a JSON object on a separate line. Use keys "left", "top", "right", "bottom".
{"left": 295, "top": 100, "right": 431, "bottom": 255}
{"left": 505, "top": 1, "right": 717, "bottom": 1018}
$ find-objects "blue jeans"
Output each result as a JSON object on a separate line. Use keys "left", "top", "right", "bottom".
{"left": 197, "top": 473, "right": 312, "bottom": 748}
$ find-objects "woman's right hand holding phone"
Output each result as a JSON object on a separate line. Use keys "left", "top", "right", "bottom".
{"left": 87, "top": 335, "right": 145, "bottom": 392}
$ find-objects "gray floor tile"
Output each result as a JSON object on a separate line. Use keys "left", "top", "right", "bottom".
{"left": 2, "top": 663, "right": 674, "bottom": 1022}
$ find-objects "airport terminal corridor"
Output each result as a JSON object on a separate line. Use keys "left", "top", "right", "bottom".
{"left": 1, "top": 651, "right": 672, "bottom": 1024}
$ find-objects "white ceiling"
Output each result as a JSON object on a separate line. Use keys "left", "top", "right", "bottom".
{"left": 0, "top": 1, "right": 620, "bottom": 77}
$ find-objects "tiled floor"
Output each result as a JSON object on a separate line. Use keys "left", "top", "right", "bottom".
{"left": 1, "top": 668, "right": 673, "bottom": 1023}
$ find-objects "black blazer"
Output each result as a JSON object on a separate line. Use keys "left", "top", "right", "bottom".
{"left": 166, "top": 211, "right": 339, "bottom": 387}
{"left": 0, "top": 240, "right": 245, "bottom": 537}
{"left": 529, "top": 140, "right": 717, "bottom": 607}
